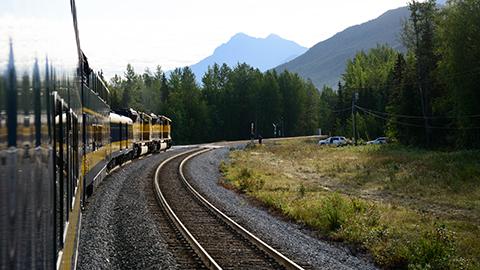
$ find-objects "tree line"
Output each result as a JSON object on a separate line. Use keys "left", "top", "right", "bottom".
{"left": 109, "top": 0, "right": 479, "bottom": 148}
{"left": 318, "top": 0, "right": 480, "bottom": 148}
{"left": 109, "top": 63, "right": 321, "bottom": 144}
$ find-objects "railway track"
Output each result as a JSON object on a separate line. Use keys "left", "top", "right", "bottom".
{"left": 153, "top": 148, "right": 304, "bottom": 270}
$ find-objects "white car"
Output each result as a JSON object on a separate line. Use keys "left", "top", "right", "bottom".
{"left": 318, "top": 136, "right": 348, "bottom": 146}
{"left": 367, "top": 137, "right": 388, "bottom": 145}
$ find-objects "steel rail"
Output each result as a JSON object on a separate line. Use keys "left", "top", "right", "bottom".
{"left": 153, "top": 148, "right": 222, "bottom": 270}
{"left": 179, "top": 148, "right": 304, "bottom": 270}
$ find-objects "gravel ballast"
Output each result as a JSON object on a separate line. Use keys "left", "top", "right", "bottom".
{"left": 77, "top": 144, "right": 377, "bottom": 269}
{"left": 77, "top": 148, "right": 192, "bottom": 270}
{"left": 185, "top": 145, "right": 378, "bottom": 270}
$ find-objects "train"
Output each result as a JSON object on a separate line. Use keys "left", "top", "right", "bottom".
{"left": 0, "top": 1, "right": 172, "bottom": 269}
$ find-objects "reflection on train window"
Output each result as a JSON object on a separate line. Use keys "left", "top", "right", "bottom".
{"left": 53, "top": 93, "right": 79, "bottom": 253}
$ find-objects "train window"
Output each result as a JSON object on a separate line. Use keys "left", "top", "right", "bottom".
{"left": 90, "top": 123, "right": 104, "bottom": 150}
{"left": 89, "top": 123, "right": 94, "bottom": 151}
{"left": 111, "top": 123, "right": 120, "bottom": 145}
{"left": 123, "top": 122, "right": 128, "bottom": 143}
{"left": 85, "top": 116, "right": 94, "bottom": 152}
{"left": 119, "top": 122, "right": 123, "bottom": 149}
{"left": 53, "top": 94, "right": 65, "bottom": 251}
{"left": 128, "top": 124, "right": 133, "bottom": 142}
{"left": 97, "top": 124, "right": 104, "bottom": 148}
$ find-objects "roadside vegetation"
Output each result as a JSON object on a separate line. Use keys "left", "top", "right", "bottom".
{"left": 221, "top": 139, "right": 480, "bottom": 269}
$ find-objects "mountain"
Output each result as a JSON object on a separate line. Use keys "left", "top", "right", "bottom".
{"left": 190, "top": 33, "right": 307, "bottom": 82}
{"left": 275, "top": 6, "right": 410, "bottom": 89}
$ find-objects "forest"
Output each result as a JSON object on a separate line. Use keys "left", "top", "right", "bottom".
{"left": 108, "top": 0, "right": 480, "bottom": 148}
{"left": 108, "top": 63, "right": 320, "bottom": 144}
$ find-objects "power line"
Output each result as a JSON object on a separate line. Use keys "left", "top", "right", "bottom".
{"left": 340, "top": 66, "right": 480, "bottom": 92}
{"left": 356, "top": 106, "right": 480, "bottom": 130}
{"left": 331, "top": 107, "right": 351, "bottom": 113}
{"left": 355, "top": 105, "right": 480, "bottom": 119}
{"left": 356, "top": 106, "right": 426, "bottom": 128}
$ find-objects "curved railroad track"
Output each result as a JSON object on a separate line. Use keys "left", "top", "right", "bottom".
{"left": 153, "top": 147, "right": 304, "bottom": 270}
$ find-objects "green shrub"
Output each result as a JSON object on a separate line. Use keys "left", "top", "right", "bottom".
{"left": 351, "top": 197, "right": 367, "bottom": 213}
{"left": 318, "top": 193, "right": 351, "bottom": 232}
{"left": 245, "top": 142, "right": 257, "bottom": 150}
{"left": 407, "top": 224, "right": 458, "bottom": 270}
{"left": 298, "top": 184, "right": 306, "bottom": 198}
{"left": 239, "top": 167, "right": 252, "bottom": 179}
{"left": 237, "top": 168, "right": 265, "bottom": 192}
{"left": 219, "top": 160, "right": 228, "bottom": 173}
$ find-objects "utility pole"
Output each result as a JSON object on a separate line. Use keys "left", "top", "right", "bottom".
{"left": 250, "top": 121, "right": 255, "bottom": 144}
{"left": 352, "top": 93, "right": 358, "bottom": 145}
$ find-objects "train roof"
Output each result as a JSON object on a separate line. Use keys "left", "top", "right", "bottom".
{"left": 159, "top": 115, "right": 172, "bottom": 122}
{"left": 139, "top": 112, "right": 152, "bottom": 121}
{"left": 114, "top": 108, "right": 171, "bottom": 123}
{"left": 110, "top": 112, "right": 133, "bottom": 124}
{"left": 114, "top": 108, "right": 138, "bottom": 121}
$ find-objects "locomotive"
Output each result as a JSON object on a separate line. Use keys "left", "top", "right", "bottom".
{"left": 0, "top": 1, "right": 172, "bottom": 269}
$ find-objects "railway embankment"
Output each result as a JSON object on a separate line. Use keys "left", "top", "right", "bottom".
{"left": 185, "top": 145, "right": 377, "bottom": 269}
{"left": 219, "top": 138, "right": 480, "bottom": 269}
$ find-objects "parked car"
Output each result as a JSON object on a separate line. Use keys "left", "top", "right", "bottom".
{"left": 318, "top": 136, "right": 348, "bottom": 146}
{"left": 367, "top": 137, "right": 388, "bottom": 145}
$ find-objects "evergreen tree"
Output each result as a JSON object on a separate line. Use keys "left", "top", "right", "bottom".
{"left": 437, "top": 0, "right": 480, "bottom": 148}
{"left": 202, "top": 64, "right": 227, "bottom": 140}
{"left": 318, "top": 86, "right": 338, "bottom": 136}
{"left": 109, "top": 74, "right": 122, "bottom": 110}
{"left": 302, "top": 80, "right": 320, "bottom": 135}
{"left": 340, "top": 45, "right": 398, "bottom": 139}
{"left": 257, "top": 70, "right": 282, "bottom": 137}
{"left": 122, "top": 64, "right": 139, "bottom": 109}
{"left": 403, "top": 0, "right": 440, "bottom": 146}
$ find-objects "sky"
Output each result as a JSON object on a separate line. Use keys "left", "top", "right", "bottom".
{"left": 1, "top": 0, "right": 411, "bottom": 79}
{"left": 74, "top": 0, "right": 413, "bottom": 79}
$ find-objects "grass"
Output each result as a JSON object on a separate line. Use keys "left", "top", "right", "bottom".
{"left": 220, "top": 139, "right": 480, "bottom": 269}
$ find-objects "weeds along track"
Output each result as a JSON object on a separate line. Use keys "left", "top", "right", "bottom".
{"left": 154, "top": 148, "right": 304, "bottom": 270}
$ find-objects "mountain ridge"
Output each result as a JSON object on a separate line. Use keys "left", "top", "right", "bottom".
{"left": 275, "top": 6, "right": 410, "bottom": 89}
{"left": 189, "top": 33, "right": 307, "bottom": 82}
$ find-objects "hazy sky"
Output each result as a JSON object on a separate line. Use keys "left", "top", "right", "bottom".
{"left": 2, "top": 0, "right": 411, "bottom": 79}
{"left": 74, "top": 0, "right": 413, "bottom": 78}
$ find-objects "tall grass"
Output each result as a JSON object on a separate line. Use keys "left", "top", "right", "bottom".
{"left": 221, "top": 141, "right": 480, "bottom": 269}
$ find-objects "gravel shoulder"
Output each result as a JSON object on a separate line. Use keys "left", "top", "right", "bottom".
{"left": 77, "top": 148, "right": 190, "bottom": 270}
{"left": 185, "top": 145, "right": 378, "bottom": 270}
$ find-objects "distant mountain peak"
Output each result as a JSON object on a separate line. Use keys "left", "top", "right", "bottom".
{"left": 266, "top": 33, "right": 281, "bottom": 39}
{"left": 230, "top": 32, "right": 250, "bottom": 40}
{"left": 189, "top": 33, "right": 307, "bottom": 83}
